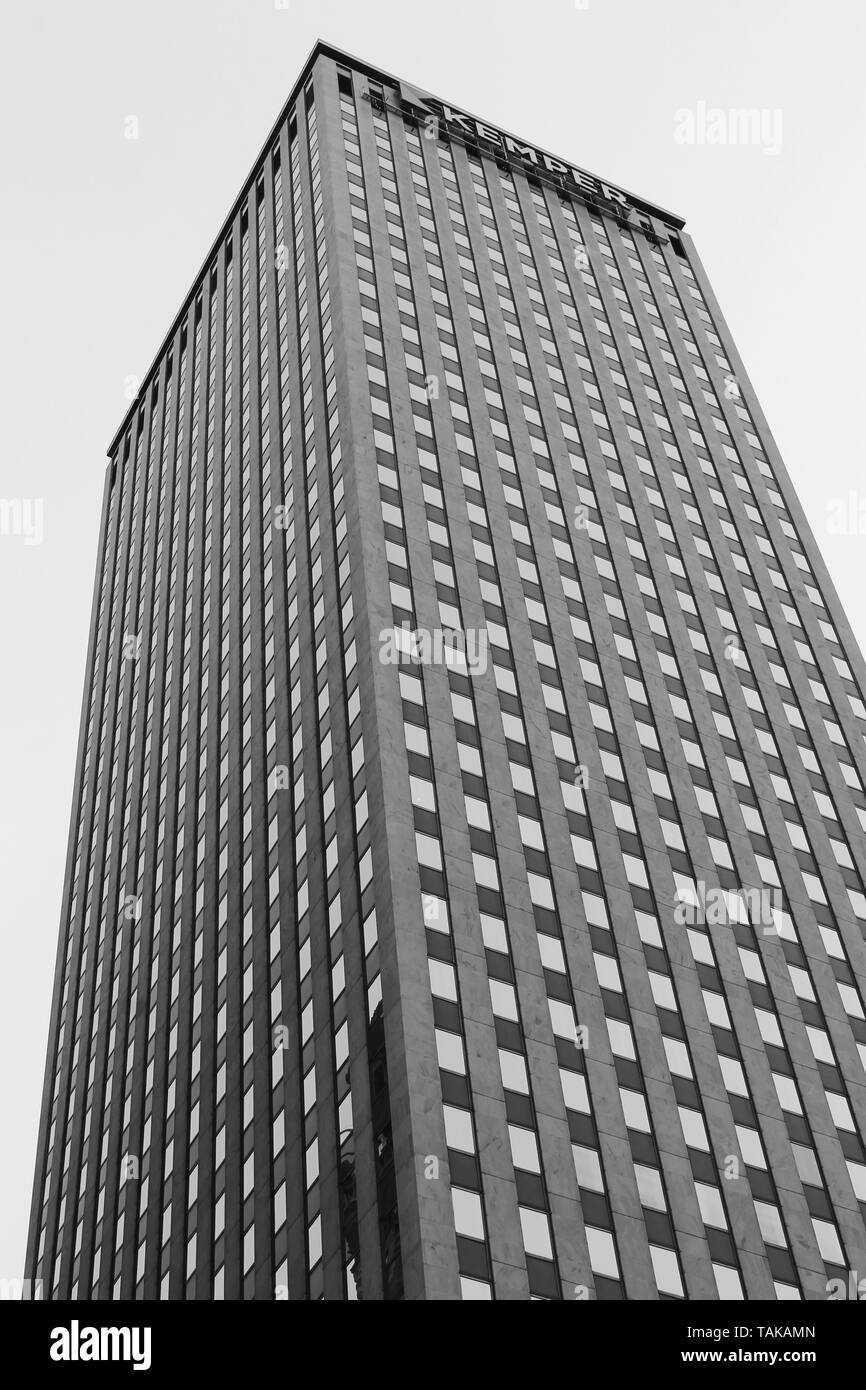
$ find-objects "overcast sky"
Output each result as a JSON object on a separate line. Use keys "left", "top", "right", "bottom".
{"left": 1, "top": 0, "right": 863, "bottom": 1282}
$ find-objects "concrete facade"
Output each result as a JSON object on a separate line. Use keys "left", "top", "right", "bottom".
{"left": 27, "top": 43, "right": 866, "bottom": 1301}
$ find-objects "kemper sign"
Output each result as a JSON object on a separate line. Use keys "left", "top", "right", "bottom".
{"left": 398, "top": 87, "right": 682, "bottom": 229}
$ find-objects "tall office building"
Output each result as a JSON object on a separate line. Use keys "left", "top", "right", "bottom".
{"left": 27, "top": 41, "right": 866, "bottom": 1303}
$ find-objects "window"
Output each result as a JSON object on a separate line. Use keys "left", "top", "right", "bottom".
{"left": 490, "top": 979, "right": 519, "bottom": 1022}
{"left": 499, "top": 1049, "right": 529, "bottom": 1093}
{"left": 620, "top": 1088, "right": 651, "bottom": 1132}
{"left": 509, "top": 1126, "right": 541, "bottom": 1173}
{"left": 594, "top": 953, "right": 621, "bottom": 992}
{"left": 846, "top": 1161, "right": 866, "bottom": 1202}
{"left": 519, "top": 1207, "right": 553, "bottom": 1260}
{"left": 713, "top": 1264, "right": 743, "bottom": 1300}
{"left": 443, "top": 1106, "right": 475, "bottom": 1154}
{"left": 428, "top": 959, "right": 457, "bottom": 1002}
{"left": 451, "top": 1187, "right": 484, "bottom": 1239}
{"left": 650, "top": 1244, "right": 683, "bottom": 1297}
{"left": 586, "top": 1226, "right": 618, "bottom": 1279}
{"left": 573, "top": 1145, "right": 604, "bottom": 1192}
{"left": 811, "top": 1219, "right": 844, "bottom": 1266}
{"left": 435, "top": 1029, "right": 466, "bottom": 1075}
{"left": 606, "top": 1018, "right": 636, "bottom": 1060}
{"left": 634, "top": 1164, "right": 666, "bottom": 1211}
{"left": 695, "top": 1183, "right": 726, "bottom": 1229}
{"left": 678, "top": 1107, "right": 709, "bottom": 1150}
{"left": 663, "top": 1036, "right": 692, "bottom": 1078}
{"left": 460, "top": 1276, "right": 492, "bottom": 1300}
{"left": 561, "top": 1069, "right": 590, "bottom": 1113}
{"left": 754, "top": 1201, "right": 786, "bottom": 1248}
{"left": 790, "top": 1143, "right": 820, "bottom": 1186}
{"left": 718, "top": 1055, "right": 748, "bottom": 1097}
{"left": 772, "top": 1074, "right": 802, "bottom": 1115}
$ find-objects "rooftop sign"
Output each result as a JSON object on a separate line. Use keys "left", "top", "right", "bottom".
{"left": 395, "top": 83, "right": 684, "bottom": 231}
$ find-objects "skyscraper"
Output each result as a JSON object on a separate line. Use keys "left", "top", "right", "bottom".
{"left": 26, "top": 40, "right": 866, "bottom": 1302}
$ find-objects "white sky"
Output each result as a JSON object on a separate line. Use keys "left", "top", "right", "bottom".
{"left": 1, "top": 0, "right": 864, "bottom": 1279}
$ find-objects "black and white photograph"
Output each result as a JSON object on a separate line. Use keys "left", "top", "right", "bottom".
{"left": 1, "top": 0, "right": 864, "bottom": 1367}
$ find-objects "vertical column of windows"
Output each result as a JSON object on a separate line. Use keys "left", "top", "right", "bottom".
{"left": 183, "top": 271, "right": 219, "bottom": 1297}
{"left": 210, "top": 248, "right": 234, "bottom": 1299}
{"left": 268, "top": 145, "right": 299, "bottom": 1299}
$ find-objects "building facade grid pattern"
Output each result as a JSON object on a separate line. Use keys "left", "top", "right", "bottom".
{"left": 26, "top": 44, "right": 866, "bottom": 1301}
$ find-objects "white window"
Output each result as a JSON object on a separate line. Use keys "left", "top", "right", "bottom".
{"left": 846, "top": 1162, "right": 866, "bottom": 1201}
{"left": 443, "top": 1105, "right": 475, "bottom": 1154}
{"left": 403, "top": 722, "right": 430, "bottom": 757}
{"left": 480, "top": 914, "right": 508, "bottom": 953}
{"left": 594, "top": 953, "right": 621, "bottom": 992}
{"left": 548, "top": 998, "right": 575, "bottom": 1039}
{"left": 509, "top": 1126, "right": 540, "bottom": 1173}
{"left": 528, "top": 873, "right": 555, "bottom": 909}
{"left": 538, "top": 934, "right": 566, "bottom": 973}
{"left": 649, "top": 972, "right": 677, "bottom": 1011}
{"left": 755, "top": 1008, "right": 783, "bottom": 1047}
{"left": 736, "top": 1125, "right": 767, "bottom": 1169}
{"left": 560, "top": 1069, "right": 589, "bottom": 1113}
{"left": 811, "top": 1218, "right": 844, "bottom": 1266}
{"left": 826, "top": 1092, "right": 855, "bottom": 1131}
{"left": 451, "top": 1187, "right": 484, "bottom": 1239}
{"left": 695, "top": 1183, "right": 727, "bottom": 1229}
{"left": 718, "top": 1055, "right": 749, "bottom": 1097}
{"left": 428, "top": 959, "right": 457, "bottom": 1002}
{"left": 572, "top": 1145, "right": 604, "bottom": 1192}
{"left": 460, "top": 1276, "right": 492, "bottom": 1300}
{"left": 606, "top": 1018, "right": 636, "bottom": 1060}
{"left": 464, "top": 795, "right": 490, "bottom": 830}
{"left": 499, "top": 1049, "right": 529, "bottom": 1093}
{"left": 473, "top": 854, "right": 499, "bottom": 890}
{"left": 621, "top": 1088, "right": 651, "bottom": 1132}
{"left": 702, "top": 991, "right": 730, "bottom": 1028}
{"left": 772, "top": 1073, "right": 802, "bottom": 1114}
{"left": 489, "top": 979, "right": 519, "bottom": 1022}
{"left": 788, "top": 966, "right": 816, "bottom": 1002}
{"left": 678, "top": 1107, "right": 709, "bottom": 1150}
{"left": 663, "top": 1036, "right": 692, "bottom": 1078}
{"left": 634, "top": 1164, "right": 666, "bottom": 1211}
{"left": 754, "top": 1201, "right": 786, "bottom": 1248}
{"left": 519, "top": 1207, "right": 553, "bottom": 1260}
{"left": 415, "top": 832, "right": 442, "bottom": 870}
{"left": 650, "top": 1244, "right": 683, "bottom": 1296}
{"left": 435, "top": 1029, "right": 465, "bottom": 1075}
{"left": 586, "top": 1226, "right": 619, "bottom": 1279}
{"left": 713, "top": 1264, "right": 743, "bottom": 1300}
{"left": 805, "top": 1026, "right": 834, "bottom": 1065}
